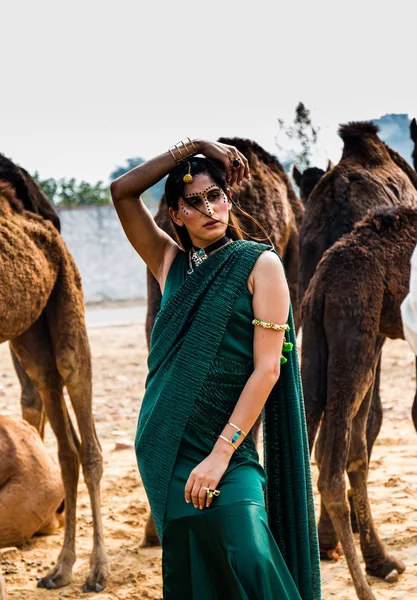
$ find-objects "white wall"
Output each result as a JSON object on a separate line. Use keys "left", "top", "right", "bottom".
{"left": 58, "top": 204, "right": 158, "bottom": 303}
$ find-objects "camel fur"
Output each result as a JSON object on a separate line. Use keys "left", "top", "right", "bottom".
{"left": 292, "top": 160, "right": 333, "bottom": 205}
{"left": 302, "top": 206, "right": 417, "bottom": 600}
{"left": 0, "top": 159, "right": 109, "bottom": 592}
{"left": 299, "top": 121, "right": 417, "bottom": 300}
{"left": 0, "top": 416, "right": 64, "bottom": 547}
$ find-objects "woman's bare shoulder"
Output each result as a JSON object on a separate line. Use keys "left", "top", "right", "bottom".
{"left": 248, "top": 250, "right": 284, "bottom": 294}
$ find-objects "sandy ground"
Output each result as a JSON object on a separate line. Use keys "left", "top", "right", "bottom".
{"left": 1, "top": 315, "right": 417, "bottom": 600}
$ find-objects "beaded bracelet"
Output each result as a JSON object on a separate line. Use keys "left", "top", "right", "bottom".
{"left": 252, "top": 319, "right": 290, "bottom": 331}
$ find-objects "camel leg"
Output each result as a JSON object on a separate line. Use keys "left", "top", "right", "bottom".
{"left": 315, "top": 415, "right": 342, "bottom": 559}
{"left": 301, "top": 317, "right": 327, "bottom": 453}
{"left": 141, "top": 513, "right": 160, "bottom": 548}
{"left": 10, "top": 346, "right": 46, "bottom": 438}
{"left": 318, "top": 337, "right": 381, "bottom": 600}
{"left": 45, "top": 297, "right": 109, "bottom": 593}
{"left": 366, "top": 354, "right": 383, "bottom": 460}
{"left": 10, "top": 317, "right": 80, "bottom": 589}
{"left": 347, "top": 372, "right": 405, "bottom": 583}
{"left": 349, "top": 351, "right": 384, "bottom": 533}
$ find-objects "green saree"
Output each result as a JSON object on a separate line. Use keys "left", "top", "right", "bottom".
{"left": 135, "top": 240, "right": 321, "bottom": 600}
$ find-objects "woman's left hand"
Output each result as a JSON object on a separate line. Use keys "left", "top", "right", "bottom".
{"left": 185, "top": 452, "right": 230, "bottom": 509}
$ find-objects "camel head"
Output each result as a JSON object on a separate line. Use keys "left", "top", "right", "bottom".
{"left": 411, "top": 118, "right": 417, "bottom": 170}
{"left": 292, "top": 162, "right": 332, "bottom": 204}
{"left": 0, "top": 155, "right": 60, "bottom": 231}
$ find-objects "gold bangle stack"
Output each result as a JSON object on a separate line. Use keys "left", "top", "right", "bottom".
{"left": 168, "top": 137, "right": 198, "bottom": 165}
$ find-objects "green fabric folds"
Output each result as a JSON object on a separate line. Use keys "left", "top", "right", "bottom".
{"left": 135, "top": 240, "right": 321, "bottom": 600}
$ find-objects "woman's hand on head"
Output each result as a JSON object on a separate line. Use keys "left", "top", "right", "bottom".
{"left": 196, "top": 140, "right": 251, "bottom": 187}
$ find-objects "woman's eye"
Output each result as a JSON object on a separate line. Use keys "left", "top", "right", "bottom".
{"left": 186, "top": 197, "right": 200, "bottom": 207}
{"left": 208, "top": 192, "right": 220, "bottom": 201}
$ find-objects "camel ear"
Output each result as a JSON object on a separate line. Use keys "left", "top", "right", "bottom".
{"left": 411, "top": 118, "right": 417, "bottom": 143}
{"left": 326, "top": 159, "right": 334, "bottom": 171}
{"left": 292, "top": 164, "right": 302, "bottom": 187}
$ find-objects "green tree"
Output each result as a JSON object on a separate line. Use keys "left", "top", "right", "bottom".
{"left": 33, "top": 172, "right": 111, "bottom": 206}
{"left": 110, "top": 156, "right": 166, "bottom": 205}
{"left": 276, "top": 102, "right": 319, "bottom": 169}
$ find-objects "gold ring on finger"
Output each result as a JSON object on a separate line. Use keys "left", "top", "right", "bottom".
{"left": 203, "top": 487, "right": 221, "bottom": 498}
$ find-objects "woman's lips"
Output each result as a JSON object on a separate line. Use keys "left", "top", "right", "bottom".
{"left": 204, "top": 220, "right": 220, "bottom": 228}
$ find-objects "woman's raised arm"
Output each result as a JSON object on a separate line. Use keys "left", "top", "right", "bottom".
{"left": 110, "top": 148, "right": 184, "bottom": 281}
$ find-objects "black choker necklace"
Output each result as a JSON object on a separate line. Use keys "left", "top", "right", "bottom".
{"left": 187, "top": 235, "right": 231, "bottom": 274}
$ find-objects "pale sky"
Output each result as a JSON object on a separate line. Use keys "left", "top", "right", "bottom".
{"left": 1, "top": 0, "right": 416, "bottom": 183}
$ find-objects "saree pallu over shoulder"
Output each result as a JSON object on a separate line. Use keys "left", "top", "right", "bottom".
{"left": 135, "top": 240, "right": 321, "bottom": 600}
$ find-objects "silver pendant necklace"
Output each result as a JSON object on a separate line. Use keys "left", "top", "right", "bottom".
{"left": 187, "top": 236, "right": 231, "bottom": 275}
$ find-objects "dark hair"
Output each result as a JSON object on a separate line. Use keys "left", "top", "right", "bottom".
{"left": 164, "top": 157, "right": 271, "bottom": 250}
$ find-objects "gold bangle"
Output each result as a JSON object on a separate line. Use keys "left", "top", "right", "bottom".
{"left": 219, "top": 435, "right": 237, "bottom": 451}
{"left": 175, "top": 142, "right": 185, "bottom": 159}
{"left": 185, "top": 136, "right": 198, "bottom": 155}
{"left": 168, "top": 138, "right": 198, "bottom": 165}
{"left": 169, "top": 147, "right": 179, "bottom": 164}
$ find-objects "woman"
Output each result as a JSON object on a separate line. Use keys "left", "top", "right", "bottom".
{"left": 111, "top": 138, "right": 321, "bottom": 600}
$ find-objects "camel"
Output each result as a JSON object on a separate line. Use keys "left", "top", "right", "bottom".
{"left": 0, "top": 156, "right": 109, "bottom": 592}
{"left": 411, "top": 118, "right": 417, "bottom": 170}
{"left": 299, "top": 121, "right": 417, "bottom": 517}
{"left": 302, "top": 205, "right": 417, "bottom": 600}
{"left": 299, "top": 122, "right": 417, "bottom": 300}
{"left": 142, "top": 137, "right": 304, "bottom": 546}
{"left": 292, "top": 160, "right": 333, "bottom": 205}
{"left": 0, "top": 415, "right": 64, "bottom": 547}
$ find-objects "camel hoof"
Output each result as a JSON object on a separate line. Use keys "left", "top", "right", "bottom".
{"left": 366, "top": 556, "right": 405, "bottom": 580}
{"left": 37, "top": 578, "right": 57, "bottom": 590}
{"left": 140, "top": 536, "right": 161, "bottom": 548}
{"left": 320, "top": 542, "right": 343, "bottom": 561}
{"left": 385, "top": 569, "right": 399, "bottom": 583}
{"left": 82, "top": 582, "right": 104, "bottom": 593}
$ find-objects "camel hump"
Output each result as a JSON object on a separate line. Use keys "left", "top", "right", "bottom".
{"left": 217, "top": 136, "right": 286, "bottom": 174}
{"left": 338, "top": 121, "right": 380, "bottom": 143}
{"left": 0, "top": 154, "right": 60, "bottom": 231}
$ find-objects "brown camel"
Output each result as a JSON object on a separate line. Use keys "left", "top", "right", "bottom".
{"left": 302, "top": 205, "right": 417, "bottom": 600}
{"left": 0, "top": 158, "right": 109, "bottom": 592}
{"left": 299, "top": 122, "right": 417, "bottom": 300}
{"left": 1, "top": 160, "right": 61, "bottom": 437}
{"left": 0, "top": 415, "right": 64, "bottom": 547}
{"left": 411, "top": 117, "right": 417, "bottom": 170}
{"left": 142, "top": 137, "right": 304, "bottom": 546}
{"left": 299, "top": 122, "right": 417, "bottom": 517}
{"left": 292, "top": 160, "right": 333, "bottom": 205}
